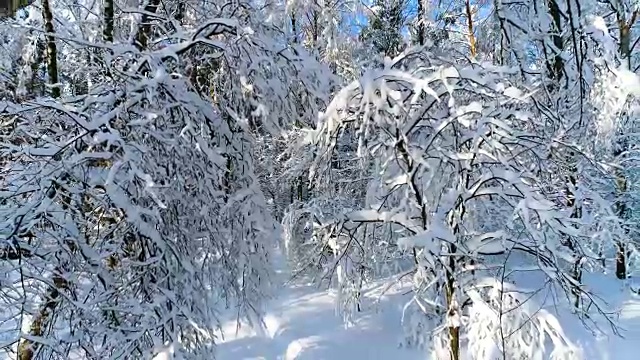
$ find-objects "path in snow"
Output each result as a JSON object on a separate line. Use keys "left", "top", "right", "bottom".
{"left": 215, "top": 271, "right": 424, "bottom": 360}
{"left": 214, "top": 253, "right": 640, "bottom": 360}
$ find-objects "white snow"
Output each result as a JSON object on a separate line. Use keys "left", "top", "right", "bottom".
{"left": 212, "top": 253, "right": 640, "bottom": 360}
{"left": 214, "top": 253, "right": 424, "bottom": 360}
{"left": 215, "top": 282, "right": 425, "bottom": 360}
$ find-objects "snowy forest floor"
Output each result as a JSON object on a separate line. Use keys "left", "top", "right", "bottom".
{"left": 215, "top": 253, "right": 423, "bottom": 360}
{"left": 214, "top": 250, "right": 640, "bottom": 360}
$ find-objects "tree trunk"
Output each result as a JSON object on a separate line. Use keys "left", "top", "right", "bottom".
{"left": 17, "top": 271, "right": 67, "bottom": 360}
{"left": 563, "top": 152, "right": 582, "bottom": 306}
{"left": 16, "top": 3, "right": 63, "bottom": 357}
{"left": 445, "top": 183, "right": 465, "bottom": 360}
{"left": 103, "top": 0, "right": 114, "bottom": 43}
{"left": 17, "top": 183, "right": 74, "bottom": 360}
{"left": 291, "top": 12, "right": 297, "bottom": 45}
{"left": 134, "top": 0, "right": 161, "bottom": 51}
{"left": 42, "top": 0, "right": 59, "bottom": 98}
{"left": 547, "top": 0, "right": 564, "bottom": 84}
{"left": 614, "top": 148, "right": 628, "bottom": 279}
{"left": 25, "top": 36, "right": 45, "bottom": 99}
{"left": 416, "top": 0, "right": 424, "bottom": 46}
{"left": 445, "top": 244, "right": 459, "bottom": 360}
{"left": 464, "top": 0, "right": 476, "bottom": 57}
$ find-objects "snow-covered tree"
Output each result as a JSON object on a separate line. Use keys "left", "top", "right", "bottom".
{"left": 360, "top": 0, "right": 408, "bottom": 57}
{"left": 305, "top": 49, "right": 620, "bottom": 359}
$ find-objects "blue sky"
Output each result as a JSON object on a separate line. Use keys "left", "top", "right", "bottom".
{"left": 343, "top": 0, "right": 494, "bottom": 39}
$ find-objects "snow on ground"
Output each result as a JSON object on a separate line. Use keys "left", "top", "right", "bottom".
{"left": 215, "top": 272, "right": 423, "bottom": 360}
{"left": 214, "top": 254, "right": 640, "bottom": 360}
{"left": 564, "top": 274, "right": 640, "bottom": 360}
